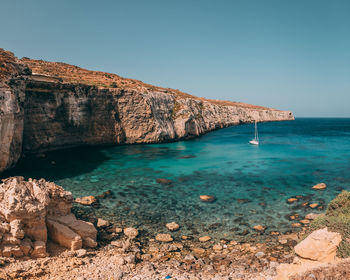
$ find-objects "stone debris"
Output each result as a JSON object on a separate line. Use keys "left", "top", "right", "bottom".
{"left": 199, "top": 236, "right": 211, "bottom": 242}
{"left": 97, "top": 218, "right": 110, "bottom": 228}
{"left": 123, "top": 227, "right": 139, "bottom": 239}
{"left": 75, "top": 196, "right": 98, "bottom": 206}
{"left": 155, "top": 234, "right": 173, "bottom": 242}
{"left": 165, "top": 222, "right": 180, "bottom": 232}
{"left": 46, "top": 219, "right": 82, "bottom": 250}
{"left": 0, "top": 177, "right": 98, "bottom": 258}
{"left": 115, "top": 227, "right": 123, "bottom": 233}
{"left": 292, "top": 223, "right": 302, "bottom": 228}
{"left": 213, "top": 244, "right": 223, "bottom": 251}
{"left": 300, "top": 219, "right": 310, "bottom": 225}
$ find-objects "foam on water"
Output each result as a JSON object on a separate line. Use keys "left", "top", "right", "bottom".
{"left": 4, "top": 118, "right": 350, "bottom": 241}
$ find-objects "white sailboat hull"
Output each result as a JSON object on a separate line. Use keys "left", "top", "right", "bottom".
{"left": 249, "top": 121, "right": 259, "bottom": 145}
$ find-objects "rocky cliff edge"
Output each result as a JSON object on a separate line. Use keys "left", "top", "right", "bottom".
{"left": 0, "top": 48, "right": 294, "bottom": 172}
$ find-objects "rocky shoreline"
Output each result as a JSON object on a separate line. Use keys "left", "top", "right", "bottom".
{"left": 1, "top": 177, "right": 349, "bottom": 279}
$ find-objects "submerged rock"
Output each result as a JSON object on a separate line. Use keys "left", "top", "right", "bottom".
{"left": 287, "top": 198, "right": 298, "bottom": 203}
{"left": 237, "top": 198, "right": 252, "bottom": 204}
{"left": 166, "top": 222, "right": 180, "bottom": 232}
{"left": 199, "top": 195, "right": 216, "bottom": 202}
{"left": 96, "top": 190, "right": 114, "bottom": 199}
{"left": 312, "top": 183, "right": 327, "bottom": 190}
{"left": 309, "top": 203, "right": 319, "bottom": 209}
{"left": 179, "top": 155, "right": 196, "bottom": 159}
{"left": 253, "top": 225, "right": 266, "bottom": 232}
{"left": 156, "top": 178, "right": 173, "bottom": 185}
{"left": 0, "top": 177, "right": 98, "bottom": 257}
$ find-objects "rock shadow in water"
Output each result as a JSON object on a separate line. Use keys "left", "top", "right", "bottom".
{"left": 1, "top": 146, "right": 110, "bottom": 181}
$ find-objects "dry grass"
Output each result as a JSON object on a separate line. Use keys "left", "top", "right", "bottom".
{"left": 310, "top": 191, "right": 350, "bottom": 257}
{"left": 21, "top": 57, "right": 275, "bottom": 110}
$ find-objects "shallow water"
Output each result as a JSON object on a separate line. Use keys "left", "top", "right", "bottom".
{"left": 4, "top": 118, "right": 350, "bottom": 241}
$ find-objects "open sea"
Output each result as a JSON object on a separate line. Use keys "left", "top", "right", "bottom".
{"left": 3, "top": 118, "right": 350, "bottom": 241}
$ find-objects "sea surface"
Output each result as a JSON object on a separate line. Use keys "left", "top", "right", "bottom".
{"left": 4, "top": 118, "right": 350, "bottom": 241}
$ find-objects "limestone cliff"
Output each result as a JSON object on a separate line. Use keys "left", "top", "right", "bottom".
{"left": 0, "top": 50, "right": 30, "bottom": 172}
{"left": 0, "top": 49, "right": 294, "bottom": 172}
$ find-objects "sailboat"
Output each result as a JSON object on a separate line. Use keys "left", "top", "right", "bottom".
{"left": 249, "top": 121, "right": 259, "bottom": 145}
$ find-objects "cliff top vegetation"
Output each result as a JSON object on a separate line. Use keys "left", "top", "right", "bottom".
{"left": 21, "top": 56, "right": 276, "bottom": 111}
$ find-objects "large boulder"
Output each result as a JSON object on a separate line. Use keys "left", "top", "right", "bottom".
{"left": 0, "top": 176, "right": 98, "bottom": 257}
{"left": 294, "top": 227, "right": 342, "bottom": 262}
{"left": 49, "top": 214, "right": 97, "bottom": 248}
{"left": 46, "top": 220, "right": 82, "bottom": 250}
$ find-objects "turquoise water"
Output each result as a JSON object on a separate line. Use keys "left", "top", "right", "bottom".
{"left": 3, "top": 118, "right": 350, "bottom": 241}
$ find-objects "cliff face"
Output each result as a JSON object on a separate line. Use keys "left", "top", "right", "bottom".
{"left": 23, "top": 80, "right": 293, "bottom": 153}
{"left": 0, "top": 49, "right": 294, "bottom": 172}
{"left": 0, "top": 50, "right": 30, "bottom": 172}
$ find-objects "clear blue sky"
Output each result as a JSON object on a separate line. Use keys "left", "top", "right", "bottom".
{"left": 1, "top": 0, "right": 349, "bottom": 117}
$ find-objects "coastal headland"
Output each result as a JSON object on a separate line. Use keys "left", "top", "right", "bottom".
{"left": 0, "top": 48, "right": 293, "bottom": 173}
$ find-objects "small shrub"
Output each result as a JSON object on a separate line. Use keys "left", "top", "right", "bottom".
{"left": 327, "top": 191, "right": 350, "bottom": 215}
{"left": 171, "top": 101, "right": 182, "bottom": 119}
{"left": 109, "top": 82, "right": 118, "bottom": 88}
{"left": 338, "top": 241, "right": 350, "bottom": 258}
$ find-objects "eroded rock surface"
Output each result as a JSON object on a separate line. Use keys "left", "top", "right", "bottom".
{"left": 294, "top": 227, "right": 341, "bottom": 262}
{"left": 0, "top": 49, "right": 30, "bottom": 172}
{"left": 0, "top": 176, "right": 97, "bottom": 258}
